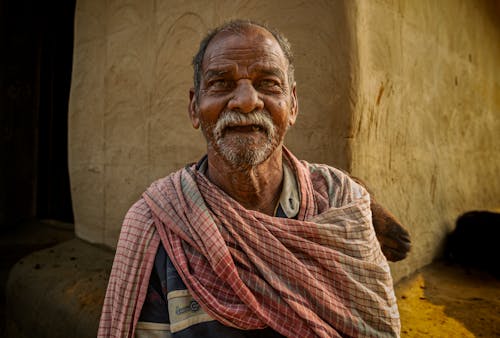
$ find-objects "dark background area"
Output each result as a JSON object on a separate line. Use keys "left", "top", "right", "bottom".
{"left": 0, "top": 1, "right": 76, "bottom": 335}
{"left": 0, "top": 0, "right": 76, "bottom": 231}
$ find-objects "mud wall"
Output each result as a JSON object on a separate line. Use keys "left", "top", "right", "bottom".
{"left": 69, "top": 0, "right": 500, "bottom": 282}
{"left": 350, "top": 0, "right": 500, "bottom": 279}
{"left": 68, "top": 1, "right": 355, "bottom": 247}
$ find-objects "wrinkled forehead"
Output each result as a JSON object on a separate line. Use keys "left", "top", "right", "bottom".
{"left": 202, "top": 25, "right": 288, "bottom": 71}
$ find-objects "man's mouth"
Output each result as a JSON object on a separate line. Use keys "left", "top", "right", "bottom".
{"left": 224, "top": 124, "right": 267, "bottom": 133}
{"left": 212, "top": 110, "right": 275, "bottom": 141}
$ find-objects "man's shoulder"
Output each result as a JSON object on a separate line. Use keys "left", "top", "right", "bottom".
{"left": 302, "top": 160, "right": 366, "bottom": 206}
{"left": 123, "top": 198, "right": 154, "bottom": 230}
{"left": 125, "top": 172, "right": 177, "bottom": 222}
{"left": 126, "top": 198, "right": 152, "bottom": 218}
{"left": 126, "top": 165, "right": 194, "bottom": 223}
{"left": 305, "top": 161, "right": 349, "bottom": 179}
{"left": 303, "top": 161, "right": 354, "bottom": 189}
{"left": 146, "top": 163, "right": 198, "bottom": 194}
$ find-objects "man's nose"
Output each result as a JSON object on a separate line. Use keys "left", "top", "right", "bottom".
{"left": 227, "top": 80, "right": 264, "bottom": 113}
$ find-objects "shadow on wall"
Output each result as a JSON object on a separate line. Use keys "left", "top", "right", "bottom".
{"left": 476, "top": 0, "right": 500, "bottom": 30}
{"left": 444, "top": 210, "right": 500, "bottom": 278}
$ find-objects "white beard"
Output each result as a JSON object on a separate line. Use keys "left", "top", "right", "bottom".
{"left": 203, "top": 110, "right": 279, "bottom": 167}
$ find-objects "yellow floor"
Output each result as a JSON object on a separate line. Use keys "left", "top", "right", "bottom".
{"left": 395, "top": 261, "right": 500, "bottom": 337}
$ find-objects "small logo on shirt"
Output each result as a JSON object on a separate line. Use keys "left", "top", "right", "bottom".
{"left": 167, "top": 289, "right": 213, "bottom": 332}
{"left": 175, "top": 300, "right": 200, "bottom": 315}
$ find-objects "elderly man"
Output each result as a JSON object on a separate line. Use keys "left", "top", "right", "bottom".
{"left": 99, "top": 20, "right": 408, "bottom": 337}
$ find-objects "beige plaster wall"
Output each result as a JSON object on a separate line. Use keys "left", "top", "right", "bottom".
{"left": 69, "top": 0, "right": 500, "bottom": 282}
{"left": 69, "top": 0, "right": 356, "bottom": 248}
{"left": 350, "top": 0, "right": 500, "bottom": 280}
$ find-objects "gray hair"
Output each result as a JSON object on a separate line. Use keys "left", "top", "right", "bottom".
{"left": 192, "top": 19, "right": 295, "bottom": 99}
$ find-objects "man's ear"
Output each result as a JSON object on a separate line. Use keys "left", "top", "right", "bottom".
{"left": 188, "top": 88, "right": 200, "bottom": 129}
{"left": 288, "top": 83, "right": 298, "bottom": 126}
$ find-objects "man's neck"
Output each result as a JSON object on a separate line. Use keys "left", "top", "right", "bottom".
{"left": 206, "top": 148, "right": 284, "bottom": 216}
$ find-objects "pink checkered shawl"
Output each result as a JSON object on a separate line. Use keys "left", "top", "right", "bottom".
{"left": 98, "top": 149, "right": 400, "bottom": 337}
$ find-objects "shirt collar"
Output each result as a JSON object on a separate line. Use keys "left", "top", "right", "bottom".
{"left": 276, "top": 161, "right": 300, "bottom": 218}
{"left": 196, "top": 156, "right": 300, "bottom": 218}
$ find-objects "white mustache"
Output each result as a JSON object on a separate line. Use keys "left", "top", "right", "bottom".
{"left": 213, "top": 110, "right": 275, "bottom": 140}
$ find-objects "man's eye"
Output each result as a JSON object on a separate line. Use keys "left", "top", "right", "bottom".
{"left": 210, "top": 79, "right": 231, "bottom": 89}
{"left": 260, "top": 80, "right": 277, "bottom": 87}
{"left": 258, "top": 79, "right": 282, "bottom": 92}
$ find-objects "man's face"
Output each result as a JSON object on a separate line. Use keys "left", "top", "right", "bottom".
{"left": 189, "top": 25, "right": 298, "bottom": 168}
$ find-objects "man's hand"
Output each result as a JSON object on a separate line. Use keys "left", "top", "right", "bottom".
{"left": 351, "top": 176, "right": 412, "bottom": 262}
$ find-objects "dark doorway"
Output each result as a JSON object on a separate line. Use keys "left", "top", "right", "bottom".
{"left": 0, "top": 0, "right": 76, "bottom": 230}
